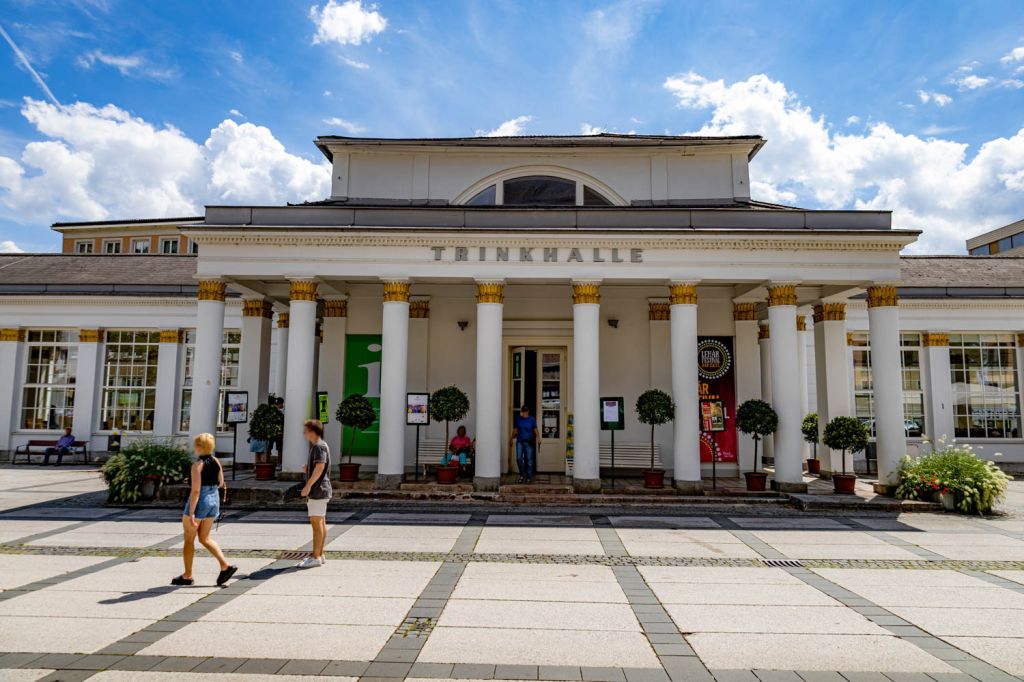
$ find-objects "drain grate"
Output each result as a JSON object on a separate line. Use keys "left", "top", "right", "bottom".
{"left": 762, "top": 559, "right": 804, "bottom": 568}
{"left": 276, "top": 551, "right": 310, "bottom": 561}
{"left": 395, "top": 617, "right": 435, "bottom": 638}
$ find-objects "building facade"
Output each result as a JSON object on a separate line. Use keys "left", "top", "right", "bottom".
{"left": 2, "top": 134, "right": 1023, "bottom": 493}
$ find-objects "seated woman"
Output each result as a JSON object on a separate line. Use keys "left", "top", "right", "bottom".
{"left": 441, "top": 425, "right": 475, "bottom": 471}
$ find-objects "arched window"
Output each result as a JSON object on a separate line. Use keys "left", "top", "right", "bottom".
{"left": 463, "top": 174, "right": 615, "bottom": 206}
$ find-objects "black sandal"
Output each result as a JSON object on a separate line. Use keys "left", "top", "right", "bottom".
{"left": 216, "top": 565, "right": 238, "bottom": 586}
{"left": 170, "top": 575, "right": 194, "bottom": 586}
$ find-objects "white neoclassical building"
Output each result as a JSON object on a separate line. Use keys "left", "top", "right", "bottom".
{"left": 2, "top": 134, "right": 1023, "bottom": 493}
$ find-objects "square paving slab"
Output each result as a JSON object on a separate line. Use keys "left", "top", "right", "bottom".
{"left": 664, "top": 604, "right": 887, "bottom": 634}
{"left": 0, "top": 670, "right": 54, "bottom": 681}
{"left": 815, "top": 582, "right": 1024, "bottom": 609}
{"left": 729, "top": 517, "right": 848, "bottom": 530}
{"left": 203, "top": 594, "right": 414, "bottom": 625}
{"left": 989, "top": 570, "right": 1024, "bottom": 586}
{"left": 0, "top": 552, "right": 110, "bottom": 591}
{"left": 91, "top": 671, "right": 356, "bottom": 681}
{"left": 639, "top": 566, "right": 804, "bottom": 585}
{"left": 763, "top": 543, "right": 921, "bottom": 560}
{"left": 363, "top": 512, "right": 470, "bottom": 525}
{"left": 0, "top": 586, "right": 210, "bottom": 620}
{"left": 885, "top": 605, "right": 1024, "bottom": 637}
{"left": 609, "top": 515, "right": 721, "bottom": 528}
{"left": 328, "top": 522, "right": 463, "bottom": 552}
{"left": 646, "top": 581, "right": 840, "bottom": 606}
{"left": 0, "top": 615, "right": 150, "bottom": 653}
{"left": 438, "top": 599, "right": 641, "bottom": 631}
{"left": 248, "top": 559, "right": 440, "bottom": 598}
{"left": 44, "top": 556, "right": 271, "bottom": 592}
{"left": 475, "top": 525, "right": 604, "bottom": 555}
{"left": 943, "top": 636, "right": 1024, "bottom": 676}
{"left": 453, "top": 563, "right": 626, "bottom": 603}
{"left": 812, "top": 568, "right": 996, "bottom": 588}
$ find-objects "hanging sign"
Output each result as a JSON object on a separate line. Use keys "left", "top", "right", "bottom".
{"left": 697, "top": 337, "right": 737, "bottom": 462}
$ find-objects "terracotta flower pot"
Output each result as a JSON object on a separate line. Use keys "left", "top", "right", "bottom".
{"left": 254, "top": 462, "right": 276, "bottom": 481}
{"left": 643, "top": 469, "right": 665, "bottom": 489}
{"left": 832, "top": 473, "right": 858, "bottom": 494}
{"left": 806, "top": 458, "right": 821, "bottom": 475}
{"left": 744, "top": 471, "right": 768, "bottom": 492}
{"left": 436, "top": 464, "right": 459, "bottom": 485}
{"left": 338, "top": 462, "right": 361, "bottom": 482}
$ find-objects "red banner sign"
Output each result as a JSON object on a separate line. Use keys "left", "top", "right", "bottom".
{"left": 698, "top": 336, "right": 737, "bottom": 463}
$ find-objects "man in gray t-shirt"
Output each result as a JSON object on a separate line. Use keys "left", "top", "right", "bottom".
{"left": 297, "top": 419, "right": 331, "bottom": 569}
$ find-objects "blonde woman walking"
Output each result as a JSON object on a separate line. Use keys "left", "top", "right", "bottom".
{"left": 172, "top": 433, "right": 237, "bottom": 586}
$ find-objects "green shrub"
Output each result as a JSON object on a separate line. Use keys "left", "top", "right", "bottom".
{"left": 896, "top": 443, "right": 1010, "bottom": 514}
{"left": 736, "top": 399, "right": 777, "bottom": 472}
{"left": 635, "top": 389, "right": 675, "bottom": 470}
{"left": 101, "top": 437, "right": 192, "bottom": 503}
{"left": 822, "top": 416, "right": 869, "bottom": 475}
{"left": 336, "top": 393, "right": 376, "bottom": 463}
{"left": 801, "top": 413, "right": 819, "bottom": 459}
{"left": 430, "top": 385, "right": 470, "bottom": 446}
{"left": 248, "top": 403, "right": 283, "bottom": 458}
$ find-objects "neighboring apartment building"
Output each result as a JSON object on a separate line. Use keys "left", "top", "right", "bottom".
{"left": 967, "top": 218, "right": 1024, "bottom": 255}
{"left": 53, "top": 217, "right": 203, "bottom": 255}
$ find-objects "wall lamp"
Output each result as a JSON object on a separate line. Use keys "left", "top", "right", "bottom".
{"left": 607, "top": 319, "right": 619, "bottom": 329}
{"left": 457, "top": 320, "right": 470, "bottom": 331}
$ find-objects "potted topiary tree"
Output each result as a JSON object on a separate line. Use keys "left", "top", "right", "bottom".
{"left": 635, "top": 389, "right": 675, "bottom": 489}
{"left": 736, "top": 399, "right": 778, "bottom": 491}
{"left": 822, "top": 415, "right": 869, "bottom": 494}
{"left": 249, "top": 402, "right": 284, "bottom": 480}
{"left": 802, "top": 412, "right": 820, "bottom": 476}
{"left": 430, "top": 385, "right": 470, "bottom": 484}
{"left": 336, "top": 393, "right": 376, "bottom": 482}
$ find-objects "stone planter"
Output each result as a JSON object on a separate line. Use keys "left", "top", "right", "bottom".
{"left": 940, "top": 490, "right": 957, "bottom": 511}
{"left": 140, "top": 476, "right": 159, "bottom": 501}
{"left": 832, "top": 472, "right": 858, "bottom": 494}
{"left": 339, "top": 462, "right": 361, "bottom": 482}
{"left": 254, "top": 462, "right": 276, "bottom": 481}
{"left": 744, "top": 471, "right": 768, "bottom": 492}
{"left": 806, "top": 458, "right": 821, "bottom": 475}
{"left": 643, "top": 469, "right": 665, "bottom": 489}
{"left": 436, "top": 464, "right": 459, "bottom": 485}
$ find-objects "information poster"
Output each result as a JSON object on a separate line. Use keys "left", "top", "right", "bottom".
{"left": 342, "top": 335, "right": 382, "bottom": 457}
{"left": 407, "top": 393, "right": 429, "bottom": 425}
{"left": 697, "top": 337, "right": 737, "bottom": 463}
{"left": 224, "top": 391, "right": 248, "bottom": 424}
{"left": 316, "top": 391, "right": 330, "bottom": 424}
{"left": 600, "top": 396, "right": 625, "bottom": 431}
{"left": 700, "top": 400, "right": 725, "bottom": 432}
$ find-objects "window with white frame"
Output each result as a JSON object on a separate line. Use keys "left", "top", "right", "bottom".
{"left": 130, "top": 238, "right": 150, "bottom": 254}
{"left": 949, "top": 333, "right": 1021, "bottom": 438}
{"left": 21, "top": 330, "right": 78, "bottom": 430}
{"left": 850, "top": 332, "right": 925, "bottom": 437}
{"left": 464, "top": 175, "right": 614, "bottom": 206}
{"left": 102, "top": 239, "right": 122, "bottom": 254}
{"left": 179, "top": 329, "right": 242, "bottom": 432}
{"left": 74, "top": 240, "right": 94, "bottom": 254}
{"left": 100, "top": 330, "right": 160, "bottom": 431}
{"left": 159, "top": 237, "right": 179, "bottom": 254}
{"left": 188, "top": 239, "right": 199, "bottom": 254}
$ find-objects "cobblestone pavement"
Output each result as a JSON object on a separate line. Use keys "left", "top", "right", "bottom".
{"left": 0, "top": 469, "right": 1022, "bottom": 681}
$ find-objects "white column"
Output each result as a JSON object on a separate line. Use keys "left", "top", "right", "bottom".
{"left": 812, "top": 303, "right": 852, "bottom": 476}
{"left": 474, "top": 281, "right": 504, "bottom": 490}
{"left": 669, "top": 283, "right": 701, "bottom": 493}
{"left": 377, "top": 280, "right": 410, "bottom": 488}
{"left": 757, "top": 324, "right": 773, "bottom": 468}
{"left": 406, "top": 299, "right": 430, "bottom": 470}
{"left": 922, "top": 333, "right": 954, "bottom": 443}
{"left": 648, "top": 301, "right": 673, "bottom": 467}
{"left": 796, "top": 313, "right": 811, "bottom": 464}
{"left": 153, "top": 330, "right": 183, "bottom": 437}
{"left": 189, "top": 280, "right": 227, "bottom": 441}
{"left": 0, "top": 329, "right": 25, "bottom": 452}
{"left": 572, "top": 281, "right": 601, "bottom": 492}
{"left": 282, "top": 280, "right": 318, "bottom": 475}
{"left": 319, "top": 299, "right": 348, "bottom": 462}
{"left": 868, "top": 285, "right": 906, "bottom": 492}
{"left": 237, "top": 300, "right": 273, "bottom": 463}
{"left": 733, "top": 303, "right": 760, "bottom": 473}
{"left": 272, "top": 313, "right": 289, "bottom": 397}
{"left": 767, "top": 285, "right": 805, "bottom": 491}
{"left": 71, "top": 329, "right": 104, "bottom": 449}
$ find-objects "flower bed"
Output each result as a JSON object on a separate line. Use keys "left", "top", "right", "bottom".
{"left": 896, "top": 442, "right": 1010, "bottom": 515}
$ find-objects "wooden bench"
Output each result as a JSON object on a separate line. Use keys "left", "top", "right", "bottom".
{"left": 13, "top": 439, "right": 90, "bottom": 465}
{"left": 415, "top": 440, "right": 466, "bottom": 479}
{"left": 600, "top": 441, "right": 662, "bottom": 470}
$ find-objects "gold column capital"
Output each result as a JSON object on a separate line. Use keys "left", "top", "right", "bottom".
{"left": 382, "top": 280, "right": 411, "bottom": 303}
{"left": 78, "top": 329, "right": 103, "bottom": 343}
{"left": 476, "top": 282, "right": 505, "bottom": 304}
{"left": 668, "top": 283, "right": 697, "bottom": 305}
{"left": 813, "top": 302, "right": 846, "bottom": 322}
{"left": 323, "top": 299, "right": 348, "bottom": 318}
{"left": 767, "top": 284, "right": 797, "bottom": 307}
{"left": 758, "top": 324, "right": 770, "bottom": 341}
{"left": 796, "top": 315, "right": 807, "bottom": 332}
{"left": 866, "top": 285, "right": 899, "bottom": 308}
{"left": 0, "top": 328, "right": 25, "bottom": 342}
{"left": 158, "top": 329, "right": 184, "bottom": 344}
{"left": 649, "top": 302, "right": 670, "bottom": 321}
{"left": 922, "top": 332, "right": 949, "bottom": 347}
{"left": 242, "top": 299, "right": 274, "bottom": 318}
{"left": 409, "top": 300, "right": 430, "bottom": 318}
{"left": 289, "top": 280, "right": 318, "bottom": 302}
{"left": 277, "top": 312, "right": 289, "bottom": 329}
{"left": 197, "top": 279, "right": 227, "bottom": 302}
{"left": 733, "top": 302, "right": 758, "bottom": 321}
{"left": 571, "top": 282, "right": 601, "bottom": 305}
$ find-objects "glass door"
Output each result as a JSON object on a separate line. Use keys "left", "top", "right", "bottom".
{"left": 536, "top": 349, "right": 566, "bottom": 472}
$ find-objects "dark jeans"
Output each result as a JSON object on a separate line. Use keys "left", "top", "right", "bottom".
{"left": 516, "top": 441, "right": 535, "bottom": 480}
{"left": 44, "top": 446, "right": 70, "bottom": 465}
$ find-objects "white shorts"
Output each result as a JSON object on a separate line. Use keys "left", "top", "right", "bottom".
{"left": 306, "top": 498, "right": 328, "bottom": 517}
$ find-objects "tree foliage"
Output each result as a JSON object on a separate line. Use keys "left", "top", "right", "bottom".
{"left": 336, "top": 393, "right": 376, "bottom": 462}
{"left": 822, "top": 416, "right": 869, "bottom": 474}
{"left": 635, "top": 389, "right": 675, "bottom": 471}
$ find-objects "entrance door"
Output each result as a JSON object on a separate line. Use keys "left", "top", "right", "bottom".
{"left": 509, "top": 347, "right": 566, "bottom": 472}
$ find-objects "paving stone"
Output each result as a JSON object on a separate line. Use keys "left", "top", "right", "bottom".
{"left": 189, "top": 657, "right": 246, "bottom": 673}
{"left": 795, "top": 673, "right": 845, "bottom": 682}
{"left": 654, "top": 642, "right": 696, "bottom": 656}
{"left": 452, "top": 663, "right": 497, "bottom": 679}
{"left": 410, "top": 661, "right": 457, "bottom": 677}
{"left": 925, "top": 674, "right": 979, "bottom": 682}
{"left": 623, "top": 668, "right": 670, "bottom": 682}
{"left": 93, "top": 642, "right": 149, "bottom": 656}
{"left": 642, "top": 622, "right": 680, "bottom": 634}
{"left": 0, "top": 652, "right": 44, "bottom": 668}
{"left": 838, "top": 673, "right": 891, "bottom": 682}
{"left": 582, "top": 667, "right": 628, "bottom": 682}
{"left": 386, "top": 636, "right": 426, "bottom": 649}
{"left": 107, "top": 655, "right": 166, "bottom": 671}
{"left": 495, "top": 664, "right": 540, "bottom": 679}
{"left": 539, "top": 665, "right": 583, "bottom": 680}
{"left": 754, "top": 672, "right": 802, "bottom": 682}
{"left": 885, "top": 674, "right": 938, "bottom": 682}
{"left": 374, "top": 647, "right": 419, "bottom": 663}
{"left": 232, "top": 658, "right": 288, "bottom": 674}
{"left": 63, "top": 654, "right": 125, "bottom": 670}
{"left": 647, "top": 633, "right": 686, "bottom": 644}
{"left": 881, "top": 625, "right": 931, "bottom": 637}
{"left": 149, "top": 656, "right": 203, "bottom": 672}
{"left": 321, "top": 659, "right": 371, "bottom": 676}
{"left": 944, "top": 660, "right": 1016, "bottom": 680}
{"left": 711, "top": 671, "right": 758, "bottom": 682}
{"left": 277, "top": 659, "right": 330, "bottom": 675}
{"left": 662, "top": 656, "right": 712, "bottom": 681}
{"left": 31, "top": 654, "right": 85, "bottom": 669}
{"left": 362, "top": 660, "right": 414, "bottom": 677}
{"left": 38, "top": 670, "right": 94, "bottom": 682}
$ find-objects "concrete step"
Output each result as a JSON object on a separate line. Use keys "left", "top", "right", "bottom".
{"left": 498, "top": 484, "right": 574, "bottom": 495}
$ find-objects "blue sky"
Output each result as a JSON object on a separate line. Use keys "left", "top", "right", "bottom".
{"left": 1, "top": 0, "right": 1023, "bottom": 253}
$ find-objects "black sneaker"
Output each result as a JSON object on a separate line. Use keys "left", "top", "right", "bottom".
{"left": 170, "top": 575, "right": 194, "bottom": 586}
{"left": 216, "top": 565, "right": 238, "bottom": 586}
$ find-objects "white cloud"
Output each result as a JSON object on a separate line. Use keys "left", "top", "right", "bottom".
{"left": 845, "top": 115, "right": 861, "bottom": 126}
{"left": 1002, "top": 78, "right": 1024, "bottom": 89}
{"left": 663, "top": 71, "right": 1024, "bottom": 253}
{"left": 583, "top": 0, "right": 660, "bottom": 51}
{"left": 0, "top": 240, "right": 23, "bottom": 253}
{"left": 342, "top": 56, "right": 370, "bottom": 69}
{"left": 0, "top": 99, "right": 330, "bottom": 227}
{"left": 955, "top": 74, "right": 992, "bottom": 90}
{"left": 322, "top": 116, "right": 366, "bottom": 134}
{"left": 228, "top": 108, "right": 244, "bottom": 118}
{"left": 310, "top": 0, "right": 387, "bottom": 46}
{"left": 229, "top": 50, "right": 243, "bottom": 63}
{"left": 475, "top": 115, "right": 533, "bottom": 137}
{"left": 1001, "top": 46, "right": 1024, "bottom": 64}
{"left": 75, "top": 50, "right": 175, "bottom": 80}
{"left": 580, "top": 123, "right": 605, "bottom": 135}
{"left": 916, "top": 90, "right": 953, "bottom": 106}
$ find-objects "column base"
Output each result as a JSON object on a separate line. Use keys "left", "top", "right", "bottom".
{"left": 872, "top": 482, "right": 897, "bottom": 497}
{"left": 772, "top": 480, "right": 809, "bottom": 493}
{"left": 573, "top": 478, "right": 601, "bottom": 493}
{"left": 674, "top": 480, "right": 704, "bottom": 495}
{"left": 474, "top": 476, "right": 499, "bottom": 492}
{"left": 375, "top": 473, "right": 403, "bottom": 490}
{"left": 277, "top": 470, "right": 304, "bottom": 482}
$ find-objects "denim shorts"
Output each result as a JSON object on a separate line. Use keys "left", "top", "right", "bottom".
{"left": 184, "top": 485, "right": 221, "bottom": 519}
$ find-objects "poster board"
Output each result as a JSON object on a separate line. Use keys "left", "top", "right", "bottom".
{"left": 224, "top": 391, "right": 249, "bottom": 425}
{"left": 406, "top": 393, "right": 430, "bottom": 425}
{"left": 700, "top": 400, "right": 726, "bottom": 432}
{"left": 316, "top": 391, "right": 330, "bottom": 424}
{"left": 600, "top": 396, "right": 625, "bottom": 431}
{"left": 697, "top": 337, "right": 737, "bottom": 463}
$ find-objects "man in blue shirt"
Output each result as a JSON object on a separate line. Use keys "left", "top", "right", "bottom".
{"left": 44, "top": 427, "right": 76, "bottom": 466}
{"left": 510, "top": 405, "right": 540, "bottom": 483}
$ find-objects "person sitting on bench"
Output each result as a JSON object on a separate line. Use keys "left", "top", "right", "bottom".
{"left": 44, "top": 427, "right": 75, "bottom": 466}
{"left": 441, "top": 425, "right": 475, "bottom": 467}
